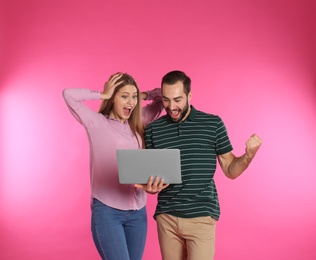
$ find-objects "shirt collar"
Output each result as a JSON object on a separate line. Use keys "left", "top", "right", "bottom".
{"left": 106, "top": 115, "right": 129, "bottom": 125}
{"left": 186, "top": 105, "right": 197, "bottom": 121}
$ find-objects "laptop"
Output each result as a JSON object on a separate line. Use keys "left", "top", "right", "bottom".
{"left": 116, "top": 149, "right": 182, "bottom": 184}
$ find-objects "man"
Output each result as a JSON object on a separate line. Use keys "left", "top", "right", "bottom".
{"left": 136, "top": 70, "right": 262, "bottom": 260}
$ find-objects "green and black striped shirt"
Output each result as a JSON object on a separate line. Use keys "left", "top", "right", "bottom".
{"left": 144, "top": 106, "right": 233, "bottom": 220}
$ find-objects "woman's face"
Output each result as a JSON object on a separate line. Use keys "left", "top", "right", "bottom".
{"left": 109, "top": 85, "right": 138, "bottom": 123}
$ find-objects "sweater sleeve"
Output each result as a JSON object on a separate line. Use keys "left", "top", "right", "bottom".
{"left": 141, "top": 88, "right": 163, "bottom": 127}
{"left": 62, "top": 88, "right": 102, "bottom": 127}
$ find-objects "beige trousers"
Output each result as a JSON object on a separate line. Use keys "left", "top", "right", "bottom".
{"left": 156, "top": 213, "right": 216, "bottom": 260}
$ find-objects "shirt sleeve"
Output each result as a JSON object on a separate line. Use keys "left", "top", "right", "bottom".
{"left": 141, "top": 88, "right": 163, "bottom": 127}
{"left": 215, "top": 116, "right": 233, "bottom": 155}
{"left": 62, "top": 88, "right": 101, "bottom": 127}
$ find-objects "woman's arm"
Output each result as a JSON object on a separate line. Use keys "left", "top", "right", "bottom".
{"left": 63, "top": 74, "right": 123, "bottom": 125}
{"left": 141, "top": 88, "right": 163, "bottom": 127}
{"left": 62, "top": 88, "right": 101, "bottom": 126}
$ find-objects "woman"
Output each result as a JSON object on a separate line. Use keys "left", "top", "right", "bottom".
{"left": 62, "top": 73, "right": 163, "bottom": 260}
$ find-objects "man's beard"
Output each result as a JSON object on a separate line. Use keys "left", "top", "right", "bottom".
{"left": 169, "top": 100, "right": 190, "bottom": 123}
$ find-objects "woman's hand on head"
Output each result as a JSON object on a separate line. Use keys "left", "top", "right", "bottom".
{"left": 100, "top": 73, "right": 124, "bottom": 100}
{"left": 140, "top": 92, "right": 148, "bottom": 100}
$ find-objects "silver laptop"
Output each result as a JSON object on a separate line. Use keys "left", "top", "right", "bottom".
{"left": 116, "top": 149, "right": 182, "bottom": 184}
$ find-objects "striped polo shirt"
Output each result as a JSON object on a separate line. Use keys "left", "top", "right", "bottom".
{"left": 144, "top": 106, "right": 233, "bottom": 220}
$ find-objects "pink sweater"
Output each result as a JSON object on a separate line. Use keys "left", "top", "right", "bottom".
{"left": 63, "top": 88, "right": 162, "bottom": 210}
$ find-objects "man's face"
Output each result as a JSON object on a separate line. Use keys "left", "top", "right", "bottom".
{"left": 162, "top": 81, "right": 192, "bottom": 123}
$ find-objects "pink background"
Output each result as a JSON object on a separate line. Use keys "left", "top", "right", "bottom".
{"left": 1, "top": 0, "right": 316, "bottom": 259}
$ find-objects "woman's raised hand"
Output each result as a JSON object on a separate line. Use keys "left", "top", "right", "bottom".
{"left": 101, "top": 73, "right": 124, "bottom": 100}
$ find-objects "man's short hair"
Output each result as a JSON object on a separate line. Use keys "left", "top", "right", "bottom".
{"left": 161, "top": 70, "right": 191, "bottom": 95}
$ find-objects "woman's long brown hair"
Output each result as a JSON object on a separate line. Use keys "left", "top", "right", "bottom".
{"left": 98, "top": 73, "right": 144, "bottom": 148}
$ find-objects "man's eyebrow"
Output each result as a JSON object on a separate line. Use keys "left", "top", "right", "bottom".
{"left": 162, "top": 96, "right": 183, "bottom": 100}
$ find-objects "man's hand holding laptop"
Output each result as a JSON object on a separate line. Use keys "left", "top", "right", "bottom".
{"left": 135, "top": 177, "right": 169, "bottom": 194}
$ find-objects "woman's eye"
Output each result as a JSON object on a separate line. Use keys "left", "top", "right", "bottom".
{"left": 133, "top": 95, "right": 137, "bottom": 99}
{"left": 122, "top": 95, "right": 128, "bottom": 99}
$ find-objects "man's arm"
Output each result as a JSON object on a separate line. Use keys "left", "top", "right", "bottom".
{"left": 218, "top": 134, "right": 262, "bottom": 179}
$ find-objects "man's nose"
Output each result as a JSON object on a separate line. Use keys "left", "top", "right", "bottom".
{"left": 168, "top": 101, "right": 176, "bottom": 110}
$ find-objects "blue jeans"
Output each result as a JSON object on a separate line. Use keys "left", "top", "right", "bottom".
{"left": 91, "top": 198, "right": 147, "bottom": 260}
